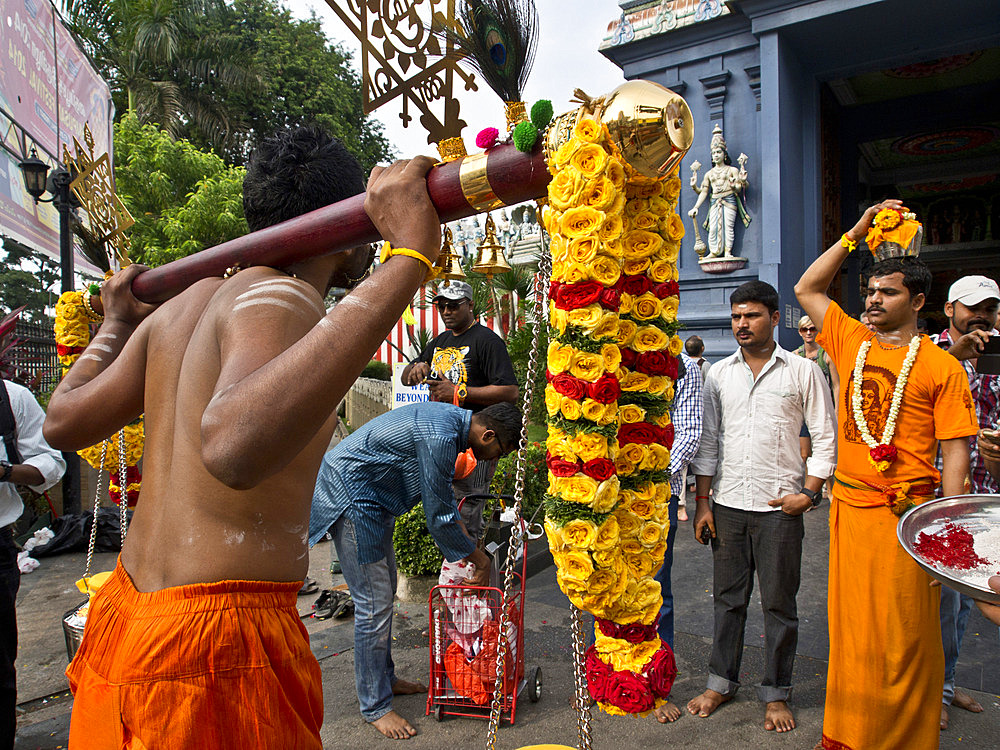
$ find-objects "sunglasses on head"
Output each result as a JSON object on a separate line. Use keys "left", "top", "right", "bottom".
{"left": 436, "top": 300, "right": 467, "bottom": 311}
{"left": 799, "top": 326, "right": 817, "bottom": 333}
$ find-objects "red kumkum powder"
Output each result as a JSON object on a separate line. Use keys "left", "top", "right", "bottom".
{"left": 914, "top": 523, "right": 989, "bottom": 570}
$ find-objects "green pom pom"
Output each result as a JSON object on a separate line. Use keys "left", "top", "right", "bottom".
{"left": 530, "top": 99, "right": 553, "bottom": 130}
{"left": 512, "top": 121, "right": 538, "bottom": 153}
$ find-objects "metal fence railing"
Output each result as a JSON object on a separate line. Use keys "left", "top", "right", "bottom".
{"left": 6, "top": 319, "right": 60, "bottom": 398}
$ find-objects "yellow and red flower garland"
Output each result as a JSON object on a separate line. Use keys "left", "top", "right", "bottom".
{"left": 54, "top": 287, "right": 144, "bottom": 506}
{"left": 542, "top": 116, "right": 682, "bottom": 715}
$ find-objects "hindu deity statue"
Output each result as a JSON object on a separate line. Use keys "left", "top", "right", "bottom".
{"left": 688, "top": 124, "right": 751, "bottom": 259}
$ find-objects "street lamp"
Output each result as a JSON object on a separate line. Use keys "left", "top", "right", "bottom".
{"left": 16, "top": 145, "right": 82, "bottom": 514}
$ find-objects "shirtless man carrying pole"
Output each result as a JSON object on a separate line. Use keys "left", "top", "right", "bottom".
{"left": 43, "top": 128, "right": 464, "bottom": 748}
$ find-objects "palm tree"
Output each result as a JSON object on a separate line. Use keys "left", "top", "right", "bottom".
{"left": 63, "top": 0, "right": 260, "bottom": 150}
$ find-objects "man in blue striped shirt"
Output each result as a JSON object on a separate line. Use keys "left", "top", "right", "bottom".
{"left": 309, "top": 401, "right": 520, "bottom": 739}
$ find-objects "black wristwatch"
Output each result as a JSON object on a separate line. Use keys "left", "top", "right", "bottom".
{"left": 800, "top": 487, "right": 821, "bottom": 508}
{"left": 0, "top": 461, "right": 12, "bottom": 483}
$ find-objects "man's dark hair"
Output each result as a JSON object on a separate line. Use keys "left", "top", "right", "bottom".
{"left": 730, "top": 280, "right": 779, "bottom": 315}
{"left": 474, "top": 403, "right": 521, "bottom": 453}
{"left": 867, "top": 257, "right": 932, "bottom": 300}
{"left": 685, "top": 335, "right": 705, "bottom": 357}
{"left": 243, "top": 126, "right": 366, "bottom": 232}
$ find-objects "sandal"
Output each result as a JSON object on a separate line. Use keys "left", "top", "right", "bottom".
{"left": 332, "top": 592, "right": 354, "bottom": 619}
{"left": 299, "top": 576, "right": 319, "bottom": 596}
{"left": 313, "top": 589, "right": 345, "bottom": 619}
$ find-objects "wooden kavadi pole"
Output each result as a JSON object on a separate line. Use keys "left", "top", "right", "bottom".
{"left": 128, "top": 144, "right": 550, "bottom": 304}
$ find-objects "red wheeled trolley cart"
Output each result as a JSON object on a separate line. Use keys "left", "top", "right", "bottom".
{"left": 426, "top": 494, "right": 542, "bottom": 723}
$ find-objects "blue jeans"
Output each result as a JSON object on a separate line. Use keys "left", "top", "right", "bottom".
{"left": 0, "top": 528, "right": 18, "bottom": 749}
{"left": 940, "top": 586, "right": 974, "bottom": 705}
{"left": 332, "top": 514, "right": 398, "bottom": 722}
{"left": 654, "top": 494, "right": 680, "bottom": 650}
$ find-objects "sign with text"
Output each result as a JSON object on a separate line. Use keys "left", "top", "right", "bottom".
{"left": 392, "top": 362, "right": 429, "bottom": 409}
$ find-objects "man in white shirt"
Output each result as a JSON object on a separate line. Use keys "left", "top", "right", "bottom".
{"left": 687, "top": 281, "right": 836, "bottom": 734}
{"left": 0, "top": 379, "right": 65, "bottom": 747}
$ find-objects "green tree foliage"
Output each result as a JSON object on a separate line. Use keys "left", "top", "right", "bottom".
{"left": 114, "top": 114, "right": 247, "bottom": 265}
{"left": 0, "top": 240, "right": 60, "bottom": 323}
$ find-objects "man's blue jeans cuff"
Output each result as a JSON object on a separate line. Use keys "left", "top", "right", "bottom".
{"left": 707, "top": 673, "right": 739, "bottom": 697}
{"left": 756, "top": 684, "right": 792, "bottom": 703}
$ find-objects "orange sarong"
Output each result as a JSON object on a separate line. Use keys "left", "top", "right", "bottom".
{"left": 66, "top": 560, "right": 322, "bottom": 749}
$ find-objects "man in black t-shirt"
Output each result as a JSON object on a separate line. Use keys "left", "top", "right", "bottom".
{"left": 402, "top": 281, "right": 518, "bottom": 535}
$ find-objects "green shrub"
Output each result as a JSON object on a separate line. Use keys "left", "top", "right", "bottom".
{"left": 393, "top": 505, "right": 444, "bottom": 576}
{"left": 505, "top": 321, "right": 548, "bottom": 427}
{"left": 361, "top": 360, "right": 392, "bottom": 381}
{"left": 490, "top": 442, "right": 546, "bottom": 524}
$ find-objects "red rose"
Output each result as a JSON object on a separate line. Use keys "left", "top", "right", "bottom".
{"left": 605, "top": 670, "right": 654, "bottom": 714}
{"left": 618, "top": 623, "right": 656, "bottom": 645}
{"left": 619, "top": 349, "right": 638, "bottom": 369}
{"left": 651, "top": 281, "right": 679, "bottom": 299}
{"left": 549, "top": 280, "right": 562, "bottom": 300}
{"left": 665, "top": 355, "right": 678, "bottom": 380}
{"left": 660, "top": 423, "right": 675, "bottom": 449}
{"left": 585, "top": 647, "right": 613, "bottom": 703}
{"left": 552, "top": 372, "right": 588, "bottom": 401}
{"left": 595, "top": 617, "right": 617, "bottom": 638}
{"left": 556, "top": 281, "right": 603, "bottom": 310}
{"left": 582, "top": 458, "right": 616, "bottom": 482}
{"left": 598, "top": 286, "right": 622, "bottom": 311}
{"left": 545, "top": 369, "right": 554, "bottom": 382}
{"left": 645, "top": 642, "right": 677, "bottom": 699}
{"left": 547, "top": 453, "right": 582, "bottom": 477}
{"left": 636, "top": 351, "right": 670, "bottom": 376}
{"left": 870, "top": 444, "right": 897, "bottom": 463}
{"left": 587, "top": 373, "right": 621, "bottom": 404}
{"left": 621, "top": 274, "right": 651, "bottom": 297}
{"left": 618, "top": 422, "right": 659, "bottom": 445}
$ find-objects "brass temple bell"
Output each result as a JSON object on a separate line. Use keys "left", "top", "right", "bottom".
{"left": 434, "top": 227, "right": 467, "bottom": 286}
{"left": 472, "top": 215, "right": 512, "bottom": 279}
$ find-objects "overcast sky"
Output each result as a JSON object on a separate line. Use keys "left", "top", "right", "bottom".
{"left": 283, "top": 0, "right": 627, "bottom": 159}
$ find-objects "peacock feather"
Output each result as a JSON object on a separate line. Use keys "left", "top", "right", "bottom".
{"left": 436, "top": 0, "right": 539, "bottom": 104}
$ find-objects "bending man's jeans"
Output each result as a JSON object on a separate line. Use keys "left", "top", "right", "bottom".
{"left": 654, "top": 494, "right": 681, "bottom": 650}
{"left": 332, "top": 514, "right": 398, "bottom": 723}
{"left": 0, "top": 528, "right": 18, "bottom": 750}
{"left": 707, "top": 504, "right": 803, "bottom": 703}
{"left": 940, "top": 586, "right": 974, "bottom": 705}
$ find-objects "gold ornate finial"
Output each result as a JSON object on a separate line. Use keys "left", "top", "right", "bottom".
{"left": 437, "top": 136, "right": 468, "bottom": 162}
{"left": 504, "top": 101, "right": 527, "bottom": 131}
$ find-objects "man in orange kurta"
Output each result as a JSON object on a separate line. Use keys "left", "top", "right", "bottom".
{"left": 795, "top": 200, "right": 978, "bottom": 750}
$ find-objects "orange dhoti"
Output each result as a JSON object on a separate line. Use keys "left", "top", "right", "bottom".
{"left": 822, "top": 490, "right": 942, "bottom": 750}
{"left": 66, "top": 560, "right": 322, "bottom": 749}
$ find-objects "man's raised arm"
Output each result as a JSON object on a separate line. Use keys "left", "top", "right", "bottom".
{"left": 795, "top": 199, "right": 903, "bottom": 332}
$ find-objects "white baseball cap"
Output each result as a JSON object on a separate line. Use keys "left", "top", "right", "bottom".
{"left": 947, "top": 276, "right": 1000, "bottom": 306}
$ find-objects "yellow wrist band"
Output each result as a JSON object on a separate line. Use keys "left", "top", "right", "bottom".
{"left": 840, "top": 233, "right": 858, "bottom": 253}
{"left": 380, "top": 242, "right": 436, "bottom": 283}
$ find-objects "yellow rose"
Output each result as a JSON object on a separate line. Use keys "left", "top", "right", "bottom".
{"left": 649, "top": 196, "right": 671, "bottom": 217}
{"left": 572, "top": 432, "right": 609, "bottom": 462}
{"left": 615, "top": 455, "right": 636, "bottom": 477}
{"left": 602, "top": 237, "right": 624, "bottom": 258}
{"left": 605, "top": 158, "right": 626, "bottom": 189}
{"left": 653, "top": 483, "right": 670, "bottom": 504}
{"left": 634, "top": 578, "right": 662, "bottom": 610}
{"left": 648, "top": 260, "right": 672, "bottom": 283}
{"left": 661, "top": 297, "right": 680, "bottom": 323}
{"left": 554, "top": 138, "right": 581, "bottom": 167}
{"left": 621, "top": 539, "right": 644, "bottom": 556}
{"left": 581, "top": 398, "right": 606, "bottom": 423}
{"left": 619, "top": 404, "right": 646, "bottom": 424}
{"left": 666, "top": 213, "right": 685, "bottom": 242}
{"left": 620, "top": 370, "right": 651, "bottom": 392}
{"left": 562, "top": 519, "right": 599, "bottom": 550}
{"left": 599, "top": 213, "right": 624, "bottom": 241}
{"left": 668, "top": 334, "right": 683, "bottom": 356}
{"left": 590, "top": 256, "right": 621, "bottom": 287}
{"left": 573, "top": 117, "right": 603, "bottom": 143}
{"left": 601, "top": 343, "right": 621, "bottom": 372}
{"left": 651, "top": 541, "right": 667, "bottom": 561}
{"left": 547, "top": 341, "right": 574, "bottom": 374}
{"left": 548, "top": 169, "right": 582, "bottom": 211}
{"left": 560, "top": 206, "right": 605, "bottom": 239}
{"left": 661, "top": 240, "right": 680, "bottom": 263}
{"left": 570, "top": 350, "right": 605, "bottom": 381}
{"left": 632, "top": 293, "right": 662, "bottom": 320}
{"left": 625, "top": 197, "right": 650, "bottom": 215}
{"left": 570, "top": 143, "right": 610, "bottom": 179}
{"left": 620, "top": 443, "right": 646, "bottom": 465}
{"left": 592, "top": 476, "right": 621, "bottom": 513}
{"left": 543, "top": 205, "right": 560, "bottom": 235}
{"left": 639, "top": 447, "right": 659, "bottom": 471}
{"left": 663, "top": 177, "right": 681, "bottom": 200}
{"left": 560, "top": 550, "right": 595, "bottom": 583}
{"left": 597, "top": 403, "right": 618, "bottom": 427}
{"left": 551, "top": 236, "right": 573, "bottom": 265}
{"left": 622, "top": 257, "right": 651, "bottom": 276}
{"left": 625, "top": 553, "right": 655, "bottom": 578}
{"left": 649, "top": 443, "right": 671, "bottom": 470}
{"left": 594, "top": 516, "right": 620, "bottom": 551}
{"left": 629, "top": 498, "right": 655, "bottom": 520}
{"left": 618, "top": 293, "right": 634, "bottom": 316}
{"left": 545, "top": 385, "right": 562, "bottom": 416}
{"left": 633, "top": 326, "right": 668, "bottom": 352}
{"left": 655, "top": 413, "right": 672, "bottom": 428}
{"left": 632, "top": 211, "right": 658, "bottom": 231}
{"left": 545, "top": 519, "right": 566, "bottom": 552}
{"left": 608, "top": 190, "right": 627, "bottom": 216}
{"left": 592, "top": 547, "right": 620, "bottom": 568}
{"left": 557, "top": 475, "right": 598, "bottom": 505}
{"left": 633, "top": 482, "right": 656, "bottom": 501}
{"left": 592, "top": 311, "right": 620, "bottom": 340}
{"left": 582, "top": 176, "right": 617, "bottom": 211}
{"left": 561, "top": 262, "right": 590, "bottom": 284}
{"left": 615, "top": 319, "right": 638, "bottom": 347}
{"left": 615, "top": 509, "right": 642, "bottom": 538}
{"left": 567, "top": 305, "right": 605, "bottom": 336}
{"left": 560, "top": 396, "right": 583, "bottom": 421}
{"left": 568, "top": 237, "right": 599, "bottom": 265}
{"left": 622, "top": 229, "right": 663, "bottom": 260}
{"left": 547, "top": 436, "right": 576, "bottom": 462}
{"left": 550, "top": 304, "right": 568, "bottom": 335}
{"left": 587, "top": 568, "right": 618, "bottom": 595}
{"left": 640, "top": 521, "right": 664, "bottom": 548}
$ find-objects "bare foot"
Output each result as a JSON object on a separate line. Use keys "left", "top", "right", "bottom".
{"left": 952, "top": 689, "right": 984, "bottom": 713}
{"left": 391, "top": 678, "right": 427, "bottom": 695}
{"left": 687, "top": 689, "right": 732, "bottom": 718}
{"left": 678, "top": 506, "right": 689, "bottom": 522}
{"left": 812, "top": 743, "right": 824, "bottom": 750}
{"left": 940, "top": 705, "right": 949, "bottom": 731}
{"left": 764, "top": 700, "right": 795, "bottom": 732}
{"left": 370, "top": 710, "right": 417, "bottom": 740}
{"left": 653, "top": 699, "right": 682, "bottom": 723}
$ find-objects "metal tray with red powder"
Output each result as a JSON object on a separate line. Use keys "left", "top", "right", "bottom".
{"left": 898, "top": 495, "right": 1000, "bottom": 605}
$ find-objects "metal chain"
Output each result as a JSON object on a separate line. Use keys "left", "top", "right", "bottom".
{"left": 570, "top": 604, "right": 594, "bottom": 750}
{"left": 83, "top": 440, "right": 110, "bottom": 579}
{"left": 117, "top": 430, "right": 128, "bottom": 548}
{"left": 485, "top": 210, "right": 552, "bottom": 750}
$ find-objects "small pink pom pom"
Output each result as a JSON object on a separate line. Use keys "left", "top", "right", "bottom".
{"left": 476, "top": 127, "right": 499, "bottom": 149}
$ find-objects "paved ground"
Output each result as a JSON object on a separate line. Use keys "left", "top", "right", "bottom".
{"left": 11, "top": 503, "right": 1000, "bottom": 749}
